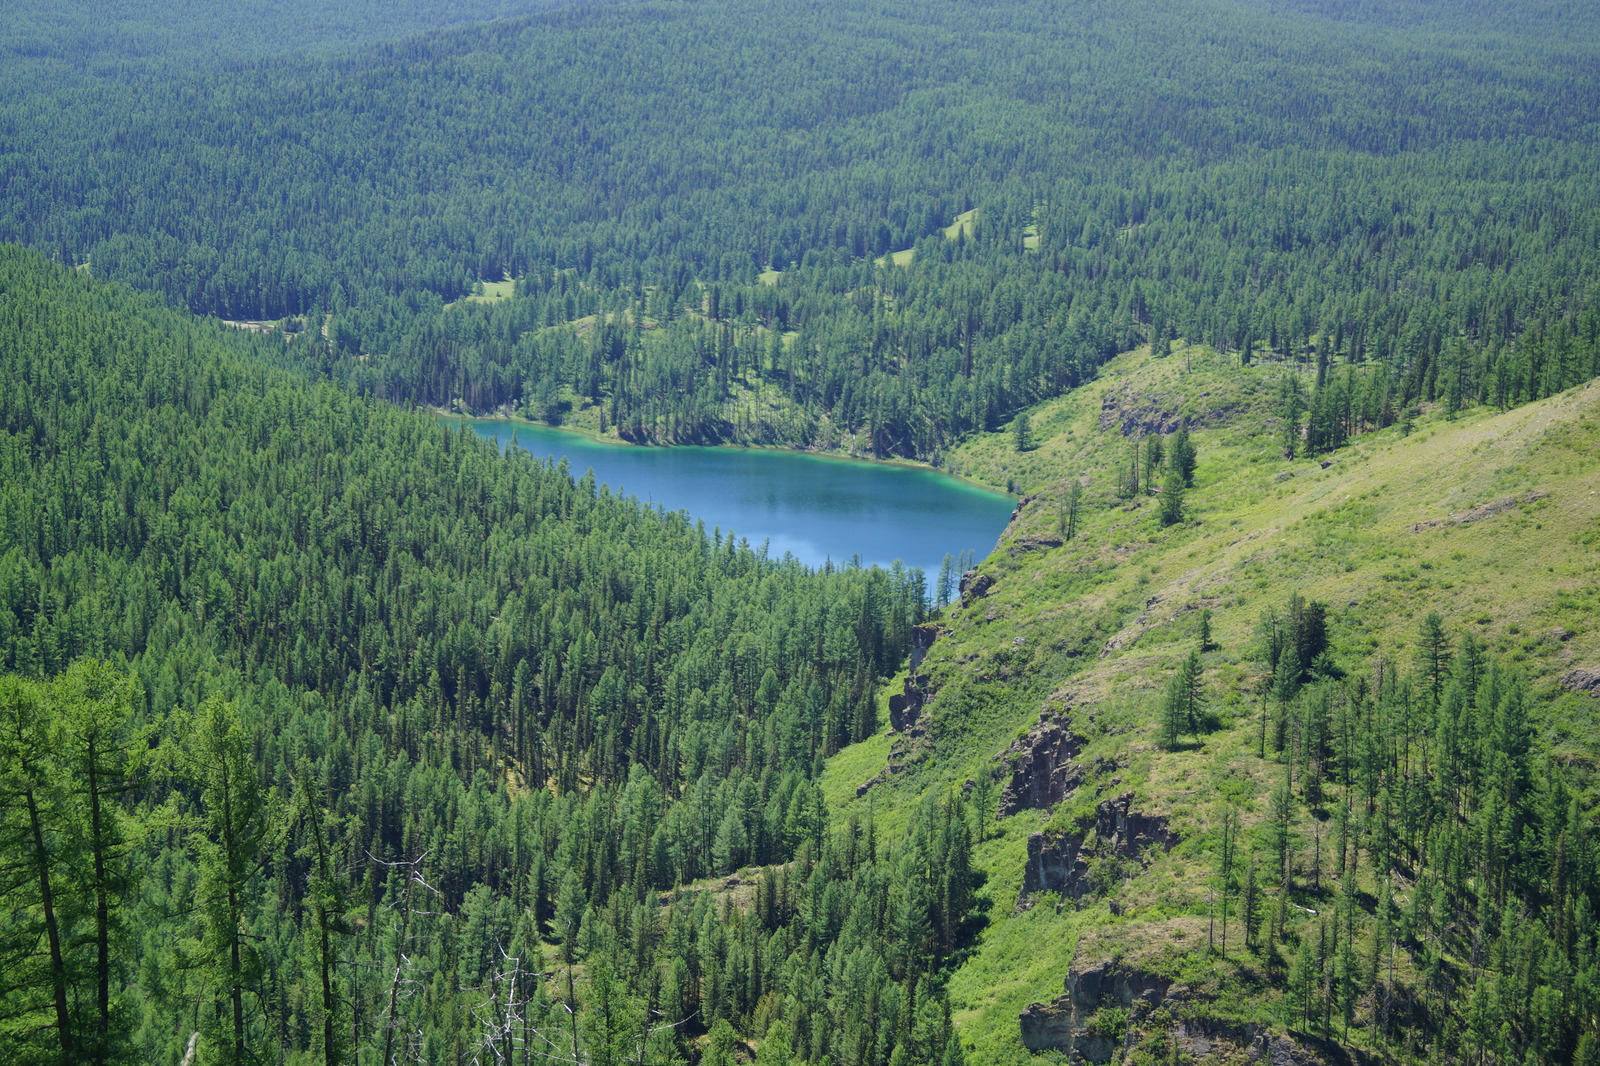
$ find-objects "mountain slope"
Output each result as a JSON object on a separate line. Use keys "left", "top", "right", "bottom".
{"left": 1, "top": 0, "right": 1596, "bottom": 463}
{"left": 828, "top": 345, "right": 1600, "bottom": 1063}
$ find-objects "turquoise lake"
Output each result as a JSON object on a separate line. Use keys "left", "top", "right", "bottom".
{"left": 453, "top": 420, "right": 1015, "bottom": 578}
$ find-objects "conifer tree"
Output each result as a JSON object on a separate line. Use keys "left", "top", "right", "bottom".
{"left": 1061, "top": 479, "right": 1083, "bottom": 542}
{"left": 1012, "top": 412, "right": 1032, "bottom": 452}
{"left": 1158, "top": 469, "right": 1185, "bottom": 526}
{"left": 179, "top": 697, "right": 274, "bottom": 1066}
{"left": 1170, "top": 425, "right": 1197, "bottom": 486}
{"left": 1161, "top": 651, "right": 1204, "bottom": 748}
{"left": 0, "top": 675, "right": 75, "bottom": 1064}
{"left": 53, "top": 659, "right": 143, "bottom": 1066}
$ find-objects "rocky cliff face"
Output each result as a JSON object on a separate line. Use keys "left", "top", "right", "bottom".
{"left": 886, "top": 679, "right": 928, "bottom": 733}
{"left": 998, "top": 712, "right": 1087, "bottom": 816}
{"left": 1023, "top": 827, "right": 1092, "bottom": 904}
{"left": 1019, "top": 959, "right": 1172, "bottom": 1061}
{"left": 1021, "top": 942, "right": 1369, "bottom": 1064}
{"left": 886, "top": 625, "right": 940, "bottom": 732}
{"left": 1562, "top": 665, "right": 1600, "bottom": 697}
{"left": 1020, "top": 794, "right": 1178, "bottom": 905}
{"left": 958, "top": 568, "right": 994, "bottom": 605}
{"left": 861, "top": 625, "right": 943, "bottom": 797}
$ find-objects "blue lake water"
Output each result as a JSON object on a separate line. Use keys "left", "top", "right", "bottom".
{"left": 452, "top": 420, "right": 1015, "bottom": 577}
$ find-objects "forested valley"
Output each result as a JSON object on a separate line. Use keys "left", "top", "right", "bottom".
{"left": 0, "top": 247, "right": 963, "bottom": 1065}
{"left": 2, "top": 0, "right": 1599, "bottom": 1063}
{"left": 2, "top": 0, "right": 1599, "bottom": 457}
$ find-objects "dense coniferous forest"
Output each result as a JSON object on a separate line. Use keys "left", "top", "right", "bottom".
{"left": 1, "top": 0, "right": 1598, "bottom": 456}
{"left": 0, "top": 248, "right": 961, "bottom": 1065}
{"left": 3, "top": 0, "right": 1600, "bottom": 1063}
{"left": 0, "top": 0, "right": 583, "bottom": 73}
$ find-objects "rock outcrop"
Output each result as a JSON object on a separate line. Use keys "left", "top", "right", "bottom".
{"left": 1020, "top": 794, "right": 1177, "bottom": 904}
{"left": 1021, "top": 935, "right": 1371, "bottom": 1064}
{"left": 909, "top": 623, "right": 937, "bottom": 673}
{"left": 1175, "top": 1018, "right": 1370, "bottom": 1066}
{"left": 1008, "top": 534, "right": 1064, "bottom": 557}
{"left": 959, "top": 569, "right": 994, "bottom": 605}
{"left": 998, "top": 712, "right": 1086, "bottom": 816}
{"left": 863, "top": 626, "right": 944, "bottom": 796}
{"left": 886, "top": 680, "right": 928, "bottom": 733}
{"left": 887, "top": 624, "right": 941, "bottom": 732}
{"left": 1094, "top": 793, "right": 1179, "bottom": 857}
{"left": 1409, "top": 490, "right": 1548, "bottom": 533}
{"left": 1561, "top": 666, "right": 1600, "bottom": 697}
{"left": 1022, "top": 829, "right": 1091, "bottom": 904}
{"left": 1020, "top": 959, "right": 1171, "bottom": 1061}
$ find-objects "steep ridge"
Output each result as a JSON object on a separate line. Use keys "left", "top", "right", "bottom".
{"left": 826, "top": 345, "right": 1600, "bottom": 1063}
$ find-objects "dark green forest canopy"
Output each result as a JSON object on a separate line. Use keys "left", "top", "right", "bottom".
{"left": 2, "top": 0, "right": 1598, "bottom": 457}
{"left": 0, "top": 244, "right": 923, "bottom": 784}
{"left": 0, "top": 0, "right": 1598, "bottom": 1057}
{"left": 0, "top": 0, "right": 602, "bottom": 80}
{"left": 12, "top": 0, "right": 1599, "bottom": 290}
{"left": 0, "top": 245, "right": 970, "bottom": 1065}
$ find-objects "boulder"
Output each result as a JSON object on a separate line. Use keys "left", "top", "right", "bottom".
{"left": 1561, "top": 666, "right": 1600, "bottom": 697}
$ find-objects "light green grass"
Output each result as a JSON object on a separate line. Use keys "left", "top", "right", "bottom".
{"left": 877, "top": 208, "right": 980, "bottom": 267}
{"left": 820, "top": 730, "right": 893, "bottom": 815}
{"left": 943, "top": 208, "right": 978, "bottom": 241}
{"left": 946, "top": 888, "right": 1081, "bottom": 1066}
{"left": 848, "top": 346, "right": 1600, "bottom": 1058}
{"left": 446, "top": 276, "right": 516, "bottom": 309}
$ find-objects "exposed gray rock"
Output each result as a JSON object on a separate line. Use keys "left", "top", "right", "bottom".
{"left": 887, "top": 682, "right": 928, "bottom": 733}
{"left": 1023, "top": 963, "right": 1366, "bottom": 1064}
{"left": 863, "top": 627, "right": 945, "bottom": 795}
{"left": 1561, "top": 666, "right": 1600, "bottom": 697}
{"left": 1022, "top": 830, "right": 1090, "bottom": 904}
{"left": 1097, "top": 792, "right": 1180, "bottom": 857}
{"left": 1410, "top": 490, "right": 1548, "bottom": 533}
{"left": 1020, "top": 960, "right": 1172, "bottom": 1061}
{"left": 909, "top": 623, "right": 938, "bottom": 673}
{"left": 1020, "top": 794, "right": 1177, "bottom": 905}
{"left": 888, "top": 625, "right": 942, "bottom": 732}
{"left": 1008, "top": 534, "right": 1065, "bottom": 557}
{"left": 998, "top": 713, "right": 1086, "bottom": 817}
{"left": 959, "top": 569, "right": 994, "bottom": 604}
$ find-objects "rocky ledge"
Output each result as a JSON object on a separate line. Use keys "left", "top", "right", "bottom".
{"left": 997, "top": 709, "right": 1088, "bottom": 817}
{"left": 1561, "top": 665, "right": 1600, "bottom": 697}
{"left": 1020, "top": 794, "right": 1177, "bottom": 907}
{"left": 1021, "top": 942, "right": 1367, "bottom": 1064}
{"left": 1020, "top": 958, "right": 1171, "bottom": 1061}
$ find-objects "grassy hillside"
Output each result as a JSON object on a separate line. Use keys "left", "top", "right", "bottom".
{"left": 825, "top": 345, "right": 1600, "bottom": 1063}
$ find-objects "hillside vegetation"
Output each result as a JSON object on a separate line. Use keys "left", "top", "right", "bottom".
{"left": 827, "top": 344, "right": 1600, "bottom": 1063}
{"left": 2, "top": 0, "right": 1599, "bottom": 1063}
{"left": 1, "top": 0, "right": 1597, "bottom": 459}
{"left": 0, "top": 248, "right": 962, "bottom": 1066}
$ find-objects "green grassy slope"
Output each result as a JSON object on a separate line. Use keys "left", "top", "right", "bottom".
{"left": 825, "top": 347, "right": 1600, "bottom": 1062}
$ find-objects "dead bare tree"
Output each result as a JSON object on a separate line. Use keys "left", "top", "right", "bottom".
{"left": 366, "top": 851, "right": 443, "bottom": 1066}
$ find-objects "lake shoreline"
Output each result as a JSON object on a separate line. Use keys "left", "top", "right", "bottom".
{"left": 432, "top": 406, "right": 1014, "bottom": 499}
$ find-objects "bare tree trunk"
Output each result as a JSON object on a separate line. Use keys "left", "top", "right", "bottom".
{"left": 26, "top": 787, "right": 74, "bottom": 1063}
